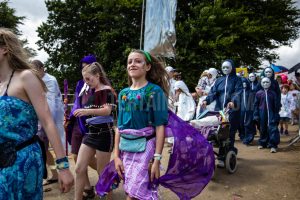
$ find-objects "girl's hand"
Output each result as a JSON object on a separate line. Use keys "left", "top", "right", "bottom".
{"left": 150, "top": 160, "right": 160, "bottom": 182}
{"left": 114, "top": 157, "right": 124, "bottom": 179}
{"left": 58, "top": 169, "right": 74, "bottom": 193}
{"left": 73, "top": 109, "right": 88, "bottom": 117}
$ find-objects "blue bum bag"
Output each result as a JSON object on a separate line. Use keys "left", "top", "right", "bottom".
{"left": 119, "top": 134, "right": 156, "bottom": 153}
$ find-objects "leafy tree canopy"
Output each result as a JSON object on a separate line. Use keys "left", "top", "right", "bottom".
{"left": 37, "top": 0, "right": 300, "bottom": 90}
{"left": 37, "top": 0, "right": 142, "bottom": 91}
{"left": 175, "top": 0, "right": 300, "bottom": 87}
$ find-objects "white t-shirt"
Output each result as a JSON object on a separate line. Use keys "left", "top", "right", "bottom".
{"left": 41, "top": 73, "right": 65, "bottom": 145}
{"left": 279, "top": 93, "right": 295, "bottom": 118}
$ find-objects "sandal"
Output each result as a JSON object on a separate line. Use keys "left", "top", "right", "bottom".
{"left": 43, "top": 178, "right": 58, "bottom": 186}
{"left": 83, "top": 186, "right": 95, "bottom": 200}
{"left": 43, "top": 188, "right": 52, "bottom": 192}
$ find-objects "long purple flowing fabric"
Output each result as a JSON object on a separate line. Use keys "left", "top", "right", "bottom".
{"left": 96, "top": 111, "right": 214, "bottom": 200}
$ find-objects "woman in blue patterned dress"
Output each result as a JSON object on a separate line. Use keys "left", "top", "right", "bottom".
{"left": 0, "top": 28, "right": 73, "bottom": 199}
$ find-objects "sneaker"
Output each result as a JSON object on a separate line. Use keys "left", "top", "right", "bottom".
{"left": 243, "top": 142, "right": 250, "bottom": 146}
{"left": 216, "top": 160, "right": 225, "bottom": 168}
{"left": 258, "top": 145, "right": 264, "bottom": 149}
{"left": 270, "top": 148, "right": 277, "bottom": 153}
{"left": 284, "top": 130, "right": 289, "bottom": 136}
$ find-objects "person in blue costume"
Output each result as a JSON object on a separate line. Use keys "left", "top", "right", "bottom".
{"left": 253, "top": 77, "right": 280, "bottom": 153}
{"left": 238, "top": 77, "right": 256, "bottom": 145}
{"left": 202, "top": 59, "right": 243, "bottom": 167}
{"left": 257, "top": 67, "right": 281, "bottom": 103}
{"left": 248, "top": 72, "right": 259, "bottom": 92}
{"left": 0, "top": 28, "right": 73, "bottom": 199}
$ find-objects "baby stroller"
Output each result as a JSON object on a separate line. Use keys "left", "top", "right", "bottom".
{"left": 190, "top": 110, "right": 237, "bottom": 174}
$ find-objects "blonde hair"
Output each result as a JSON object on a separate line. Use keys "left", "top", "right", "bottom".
{"left": 0, "top": 28, "right": 46, "bottom": 91}
{"left": 200, "top": 71, "right": 209, "bottom": 78}
{"left": 127, "top": 49, "right": 169, "bottom": 96}
{"left": 82, "top": 62, "right": 117, "bottom": 97}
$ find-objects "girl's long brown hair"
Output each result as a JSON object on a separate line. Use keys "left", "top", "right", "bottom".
{"left": 127, "top": 49, "right": 170, "bottom": 96}
{"left": 0, "top": 28, "right": 46, "bottom": 91}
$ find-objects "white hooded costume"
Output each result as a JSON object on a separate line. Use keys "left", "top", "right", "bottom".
{"left": 174, "top": 80, "right": 196, "bottom": 121}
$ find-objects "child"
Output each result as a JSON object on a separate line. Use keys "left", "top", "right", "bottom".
{"left": 67, "top": 55, "right": 97, "bottom": 198}
{"left": 73, "top": 62, "right": 117, "bottom": 200}
{"left": 276, "top": 75, "right": 282, "bottom": 89}
{"left": 289, "top": 83, "right": 300, "bottom": 125}
{"left": 258, "top": 67, "right": 281, "bottom": 101}
{"left": 114, "top": 49, "right": 169, "bottom": 199}
{"left": 239, "top": 78, "right": 256, "bottom": 145}
{"left": 279, "top": 84, "right": 295, "bottom": 135}
{"left": 174, "top": 80, "right": 196, "bottom": 121}
{"left": 254, "top": 77, "right": 280, "bottom": 153}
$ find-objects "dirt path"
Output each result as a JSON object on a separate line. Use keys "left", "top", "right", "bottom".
{"left": 44, "top": 125, "right": 300, "bottom": 200}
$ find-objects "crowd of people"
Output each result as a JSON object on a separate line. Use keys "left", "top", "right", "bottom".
{"left": 0, "top": 27, "right": 299, "bottom": 200}
{"left": 168, "top": 60, "right": 300, "bottom": 164}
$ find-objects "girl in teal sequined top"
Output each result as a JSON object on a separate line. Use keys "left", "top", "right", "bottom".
{"left": 114, "top": 50, "right": 169, "bottom": 200}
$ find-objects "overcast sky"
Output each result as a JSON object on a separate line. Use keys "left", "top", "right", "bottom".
{"left": 8, "top": 0, "right": 300, "bottom": 68}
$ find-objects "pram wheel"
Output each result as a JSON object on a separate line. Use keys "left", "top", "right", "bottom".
{"left": 225, "top": 150, "right": 237, "bottom": 174}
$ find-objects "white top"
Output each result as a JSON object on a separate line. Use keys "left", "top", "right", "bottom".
{"left": 279, "top": 93, "right": 295, "bottom": 118}
{"left": 41, "top": 73, "right": 65, "bottom": 145}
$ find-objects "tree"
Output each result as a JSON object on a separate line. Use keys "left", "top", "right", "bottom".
{"left": 175, "top": 0, "right": 300, "bottom": 87}
{"left": 37, "top": 0, "right": 300, "bottom": 90}
{"left": 37, "top": 0, "right": 143, "bottom": 91}
{"left": 0, "top": 0, "right": 36, "bottom": 56}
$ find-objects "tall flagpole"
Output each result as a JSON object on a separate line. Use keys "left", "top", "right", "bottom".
{"left": 140, "top": 0, "right": 145, "bottom": 49}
